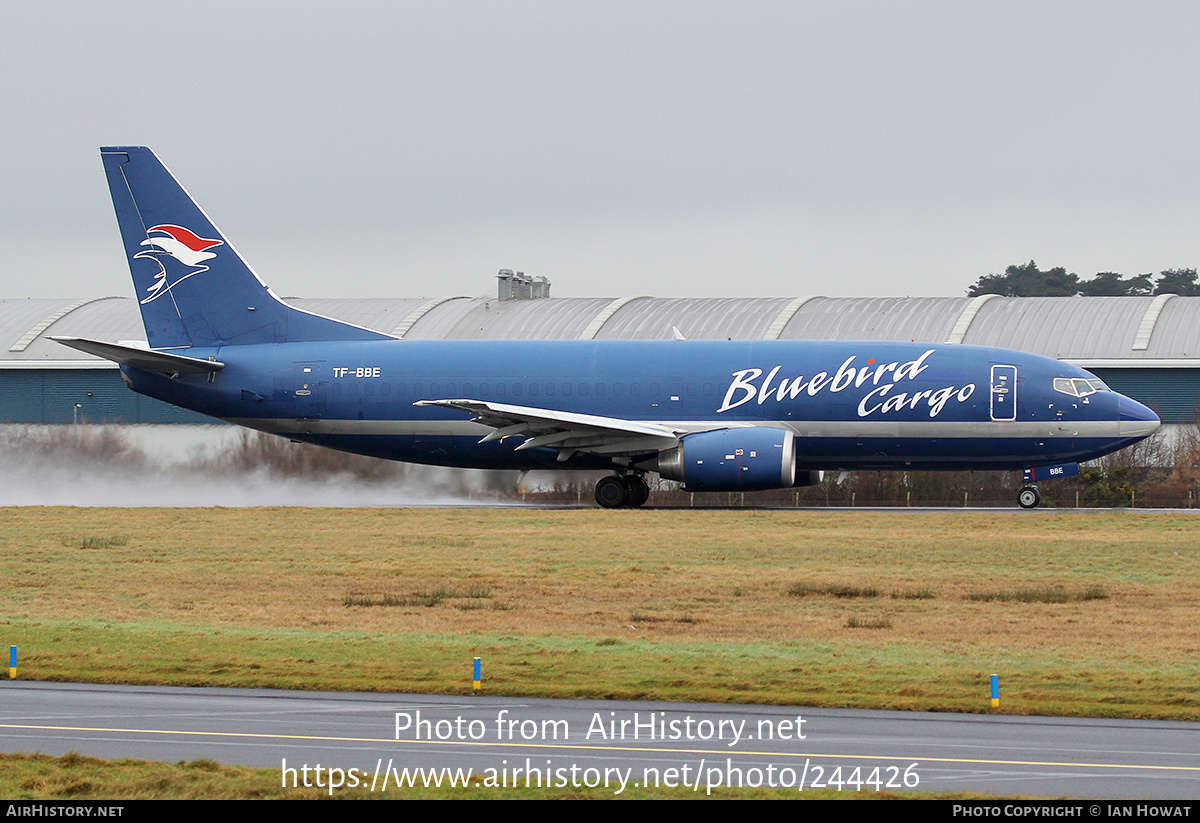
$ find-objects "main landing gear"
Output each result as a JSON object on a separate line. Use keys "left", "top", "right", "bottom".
{"left": 1017, "top": 485, "right": 1041, "bottom": 509}
{"left": 594, "top": 474, "right": 650, "bottom": 509}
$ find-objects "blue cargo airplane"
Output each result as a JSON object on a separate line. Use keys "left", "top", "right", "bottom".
{"left": 55, "top": 147, "right": 1160, "bottom": 508}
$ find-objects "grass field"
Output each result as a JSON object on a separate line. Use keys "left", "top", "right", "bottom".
{"left": 4, "top": 507, "right": 1200, "bottom": 719}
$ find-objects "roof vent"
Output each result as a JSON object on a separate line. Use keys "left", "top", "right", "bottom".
{"left": 497, "top": 269, "right": 551, "bottom": 300}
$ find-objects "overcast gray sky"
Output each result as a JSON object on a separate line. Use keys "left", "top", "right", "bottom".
{"left": 4, "top": 1, "right": 1200, "bottom": 300}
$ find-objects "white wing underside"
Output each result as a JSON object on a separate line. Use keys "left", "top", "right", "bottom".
{"left": 414, "top": 399, "right": 681, "bottom": 461}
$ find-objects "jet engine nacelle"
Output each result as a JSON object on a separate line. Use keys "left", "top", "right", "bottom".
{"left": 656, "top": 427, "right": 797, "bottom": 492}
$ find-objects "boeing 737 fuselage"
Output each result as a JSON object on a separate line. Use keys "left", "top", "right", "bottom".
{"left": 56, "top": 147, "right": 1160, "bottom": 508}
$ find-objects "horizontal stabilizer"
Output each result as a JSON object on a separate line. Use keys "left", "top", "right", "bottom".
{"left": 50, "top": 336, "right": 225, "bottom": 375}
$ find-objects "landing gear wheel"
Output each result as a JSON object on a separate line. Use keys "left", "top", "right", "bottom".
{"left": 1017, "top": 485, "right": 1041, "bottom": 509}
{"left": 623, "top": 475, "right": 650, "bottom": 508}
{"left": 595, "top": 475, "right": 629, "bottom": 509}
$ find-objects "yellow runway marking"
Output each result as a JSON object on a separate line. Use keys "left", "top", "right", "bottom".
{"left": 2, "top": 723, "right": 1198, "bottom": 773}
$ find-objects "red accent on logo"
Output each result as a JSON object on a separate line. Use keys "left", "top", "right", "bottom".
{"left": 147, "top": 224, "right": 222, "bottom": 253}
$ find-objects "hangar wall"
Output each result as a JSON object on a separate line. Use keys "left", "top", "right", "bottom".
{"left": 0, "top": 369, "right": 210, "bottom": 424}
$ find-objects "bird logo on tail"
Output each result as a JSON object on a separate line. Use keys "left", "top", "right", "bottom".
{"left": 135, "top": 224, "right": 223, "bottom": 304}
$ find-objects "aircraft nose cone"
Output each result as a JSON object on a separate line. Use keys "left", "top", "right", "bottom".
{"left": 1118, "top": 395, "right": 1160, "bottom": 438}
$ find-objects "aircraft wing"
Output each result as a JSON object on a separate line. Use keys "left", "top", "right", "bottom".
{"left": 414, "top": 399, "right": 680, "bottom": 461}
{"left": 51, "top": 336, "right": 225, "bottom": 375}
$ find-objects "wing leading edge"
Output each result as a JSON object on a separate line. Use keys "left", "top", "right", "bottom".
{"left": 415, "top": 399, "right": 680, "bottom": 461}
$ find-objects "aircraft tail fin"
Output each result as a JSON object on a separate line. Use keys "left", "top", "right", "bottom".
{"left": 100, "top": 146, "right": 392, "bottom": 349}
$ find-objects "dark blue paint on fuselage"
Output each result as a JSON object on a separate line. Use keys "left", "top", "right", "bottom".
{"left": 92, "top": 147, "right": 1160, "bottom": 489}
{"left": 122, "top": 338, "right": 1150, "bottom": 472}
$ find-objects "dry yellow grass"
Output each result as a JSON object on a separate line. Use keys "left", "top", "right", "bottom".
{"left": 4, "top": 507, "right": 1200, "bottom": 716}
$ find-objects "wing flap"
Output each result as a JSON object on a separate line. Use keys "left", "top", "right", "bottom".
{"left": 415, "top": 398, "right": 679, "bottom": 459}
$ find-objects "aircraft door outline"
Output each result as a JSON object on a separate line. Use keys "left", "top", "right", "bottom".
{"left": 294, "top": 362, "right": 325, "bottom": 420}
{"left": 990, "top": 365, "right": 1017, "bottom": 421}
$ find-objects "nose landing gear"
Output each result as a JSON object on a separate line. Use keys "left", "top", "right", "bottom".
{"left": 1017, "top": 464, "right": 1079, "bottom": 509}
{"left": 594, "top": 473, "right": 651, "bottom": 509}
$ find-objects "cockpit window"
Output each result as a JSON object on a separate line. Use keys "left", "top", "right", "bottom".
{"left": 1054, "top": 377, "right": 1111, "bottom": 397}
